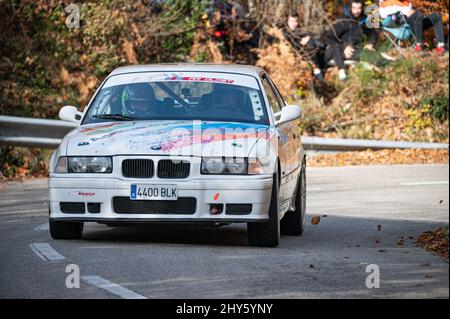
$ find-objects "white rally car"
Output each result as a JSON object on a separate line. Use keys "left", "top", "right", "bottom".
{"left": 49, "top": 64, "right": 306, "bottom": 247}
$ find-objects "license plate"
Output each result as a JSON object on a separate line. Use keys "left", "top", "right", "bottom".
{"left": 130, "top": 184, "right": 177, "bottom": 201}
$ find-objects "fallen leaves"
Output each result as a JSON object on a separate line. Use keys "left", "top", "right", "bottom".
{"left": 375, "top": 224, "right": 382, "bottom": 244}
{"left": 308, "top": 149, "right": 449, "bottom": 167}
{"left": 311, "top": 216, "right": 321, "bottom": 225}
{"left": 417, "top": 227, "right": 449, "bottom": 260}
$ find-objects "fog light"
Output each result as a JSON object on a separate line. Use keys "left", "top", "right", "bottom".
{"left": 210, "top": 204, "right": 223, "bottom": 215}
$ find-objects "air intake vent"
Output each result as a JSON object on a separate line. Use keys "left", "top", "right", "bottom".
{"left": 113, "top": 197, "right": 196, "bottom": 214}
{"left": 157, "top": 160, "right": 190, "bottom": 179}
{"left": 122, "top": 159, "right": 154, "bottom": 178}
{"left": 60, "top": 202, "right": 85, "bottom": 214}
{"left": 226, "top": 204, "right": 252, "bottom": 215}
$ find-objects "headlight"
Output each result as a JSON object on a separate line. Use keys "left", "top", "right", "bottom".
{"left": 201, "top": 157, "right": 248, "bottom": 175}
{"left": 54, "top": 156, "right": 112, "bottom": 173}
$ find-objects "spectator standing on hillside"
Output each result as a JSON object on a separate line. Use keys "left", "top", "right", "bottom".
{"left": 206, "top": 0, "right": 231, "bottom": 40}
{"left": 283, "top": 13, "right": 326, "bottom": 81}
{"left": 379, "top": 0, "right": 446, "bottom": 54}
{"left": 324, "top": 0, "right": 378, "bottom": 81}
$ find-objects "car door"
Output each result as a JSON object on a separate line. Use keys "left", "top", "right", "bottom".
{"left": 260, "top": 73, "right": 290, "bottom": 205}
{"left": 266, "top": 75, "right": 302, "bottom": 204}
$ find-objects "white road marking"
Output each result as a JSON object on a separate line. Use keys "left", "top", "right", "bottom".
{"left": 2, "top": 219, "right": 33, "bottom": 224}
{"left": 0, "top": 208, "right": 47, "bottom": 215}
{"left": 0, "top": 199, "right": 46, "bottom": 206}
{"left": 33, "top": 222, "right": 50, "bottom": 231}
{"left": 401, "top": 181, "right": 449, "bottom": 186}
{"left": 307, "top": 187, "right": 323, "bottom": 192}
{"left": 81, "top": 275, "right": 147, "bottom": 299}
{"left": 0, "top": 215, "right": 45, "bottom": 223}
{"left": 30, "top": 243, "right": 65, "bottom": 261}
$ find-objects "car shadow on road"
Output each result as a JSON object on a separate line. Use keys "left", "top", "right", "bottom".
{"left": 81, "top": 222, "right": 251, "bottom": 247}
{"left": 78, "top": 214, "right": 449, "bottom": 253}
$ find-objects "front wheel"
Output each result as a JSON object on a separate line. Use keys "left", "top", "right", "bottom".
{"left": 247, "top": 172, "right": 280, "bottom": 247}
{"left": 49, "top": 219, "right": 84, "bottom": 239}
{"left": 280, "top": 158, "right": 306, "bottom": 236}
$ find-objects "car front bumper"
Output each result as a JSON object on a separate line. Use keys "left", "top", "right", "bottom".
{"left": 49, "top": 176, "right": 273, "bottom": 223}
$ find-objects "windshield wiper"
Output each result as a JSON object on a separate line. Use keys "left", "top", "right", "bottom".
{"left": 93, "top": 114, "right": 136, "bottom": 121}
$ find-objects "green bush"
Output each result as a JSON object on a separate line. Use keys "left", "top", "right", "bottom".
{"left": 351, "top": 65, "right": 385, "bottom": 101}
{"left": 421, "top": 95, "right": 449, "bottom": 121}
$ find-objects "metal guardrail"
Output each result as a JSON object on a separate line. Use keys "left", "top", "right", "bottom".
{"left": 0, "top": 115, "right": 448, "bottom": 150}
{"left": 301, "top": 136, "right": 448, "bottom": 151}
{"left": 0, "top": 115, "right": 77, "bottom": 148}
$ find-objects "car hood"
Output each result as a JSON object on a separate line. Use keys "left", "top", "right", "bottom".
{"left": 66, "top": 120, "right": 271, "bottom": 157}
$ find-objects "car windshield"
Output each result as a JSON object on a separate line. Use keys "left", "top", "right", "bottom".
{"left": 82, "top": 72, "right": 269, "bottom": 125}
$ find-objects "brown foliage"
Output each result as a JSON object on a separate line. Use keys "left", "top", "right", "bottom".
{"left": 417, "top": 227, "right": 449, "bottom": 260}
{"left": 254, "top": 27, "right": 313, "bottom": 98}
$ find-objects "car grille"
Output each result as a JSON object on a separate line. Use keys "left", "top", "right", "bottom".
{"left": 157, "top": 160, "right": 190, "bottom": 179}
{"left": 112, "top": 197, "right": 196, "bottom": 214}
{"left": 122, "top": 159, "right": 154, "bottom": 178}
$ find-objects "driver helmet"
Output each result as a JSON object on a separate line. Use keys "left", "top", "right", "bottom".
{"left": 123, "top": 83, "right": 155, "bottom": 117}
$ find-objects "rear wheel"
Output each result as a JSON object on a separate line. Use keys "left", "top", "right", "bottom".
{"left": 49, "top": 219, "right": 84, "bottom": 239}
{"left": 281, "top": 159, "right": 306, "bottom": 236}
{"left": 247, "top": 172, "right": 280, "bottom": 247}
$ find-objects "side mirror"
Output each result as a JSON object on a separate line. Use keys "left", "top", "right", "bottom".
{"left": 274, "top": 104, "right": 302, "bottom": 125}
{"left": 59, "top": 105, "right": 83, "bottom": 124}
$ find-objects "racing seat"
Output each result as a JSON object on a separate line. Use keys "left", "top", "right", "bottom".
{"left": 213, "top": 88, "right": 247, "bottom": 116}
{"left": 198, "top": 93, "right": 214, "bottom": 110}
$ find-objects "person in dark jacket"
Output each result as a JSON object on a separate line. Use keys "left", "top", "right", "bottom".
{"left": 324, "top": 0, "right": 378, "bottom": 81}
{"left": 283, "top": 13, "right": 326, "bottom": 81}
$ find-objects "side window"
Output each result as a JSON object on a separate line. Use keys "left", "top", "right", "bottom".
{"left": 267, "top": 77, "right": 286, "bottom": 107}
{"left": 261, "top": 76, "right": 281, "bottom": 114}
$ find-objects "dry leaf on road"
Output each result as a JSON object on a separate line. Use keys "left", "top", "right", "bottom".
{"left": 311, "top": 216, "right": 321, "bottom": 225}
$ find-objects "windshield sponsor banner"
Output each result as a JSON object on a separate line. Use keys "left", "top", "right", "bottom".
{"left": 103, "top": 72, "right": 260, "bottom": 90}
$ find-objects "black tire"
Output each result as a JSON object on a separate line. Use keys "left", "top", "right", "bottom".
{"left": 49, "top": 219, "right": 84, "bottom": 239}
{"left": 280, "top": 159, "right": 306, "bottom": 236}
{"left": 247, "top": 172, "right": 280, "bottom": 247}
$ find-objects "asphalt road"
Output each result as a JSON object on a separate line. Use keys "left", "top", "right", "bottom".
{"left": 0, "top": 164, "right": 448, "bottom": 299}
